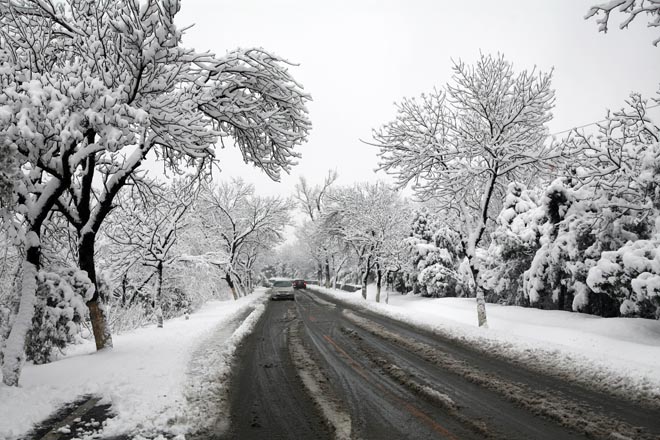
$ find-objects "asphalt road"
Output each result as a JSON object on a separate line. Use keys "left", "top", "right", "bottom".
{"left": 226, "top": 289, "right": 660, "bottom": 440}
{"left": 224, "top": 296, "right": 332, "bottom": 440}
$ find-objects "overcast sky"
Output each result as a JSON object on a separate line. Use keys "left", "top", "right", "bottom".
{"left": 173, "top": 0, "right": 660, "bottom": 197}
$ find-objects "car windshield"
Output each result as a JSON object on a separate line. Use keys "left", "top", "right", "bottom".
{"left": 273, "top": 281, "right": 292, "bottom": 287}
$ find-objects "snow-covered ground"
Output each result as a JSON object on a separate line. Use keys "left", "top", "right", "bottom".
{"left": 0, "top": 290, "right": 267, "bottom": 440}
{"left": 309, "top": 284, "right": 660, "bottom": 405}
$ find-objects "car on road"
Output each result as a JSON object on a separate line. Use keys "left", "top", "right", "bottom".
{"left": 292, "top": 279, "right": 306, "bottom": 289}
{"left": 269, "top": 279, "right": 295, "bottom": 300}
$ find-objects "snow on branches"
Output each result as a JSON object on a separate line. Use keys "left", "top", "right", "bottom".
{"left": 480, "top": 183, "right": 543, "bottom": 304}
{"left": 25, "top": 268, "right": 93, "bottom": 364}
{"left": 372, "top": 54, "right": 558, "bottom": 259}
{"left": 416, "top": 227, "right": 470, "bottom": 298}
{"left": 323, "top": 182, "right": 409, "bottom": 301}
{"left": 372, "top": 53, "right": 560, "bottom": 326}
{"left": 520, "top": 93, "right": 660, "bottom": 316}
{"left": 586, "top": 0, "right": 660, "bottom": 46}
{"left": 192, "top": 179, "right": 293, "bottom": 299}
{"left": 587, "top": 223, "right": 660, "bottom": 318}
{"left": 200, "top": 48, "right": 312, "bottom": 181}
{"left": 0, "top": 0, "right": 310, "bottom": 385}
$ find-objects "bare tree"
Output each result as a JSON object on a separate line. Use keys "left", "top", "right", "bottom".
{"left": 196, "top": 179, "right": 292, "bottom": 299}
{"left": 295, "top": 170, "right": 338, "bottom": 222}
{"left": 324, "top": 182, "right": 407, "bottom": 301}
{"left": 569, "top": 93, "right": 659, "bottom": 208}
{"left": 372, "top": 54, "right": 560, "bottom": 326}
{"left": 103, "top": 179, "right": 198, "bottom": 328}
{"left": 294, "top": 170, "right": 338, "bottom": 285}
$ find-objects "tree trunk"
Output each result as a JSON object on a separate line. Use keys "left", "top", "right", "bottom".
{"left": 1, "top": 242, "right": 40, "bottom": 386}
{"left": 2, "top": 167, "right": 73, "bottom": 386}
{"left": 469, "top": 259, "right": 488, "bottom": 328}
{"left": 375, "top": 263, "right": 382, "bottom": 303}
{"left": 233, "top": 272, "right": 246, "bottom": 297}
{"left": 79, "top": 232, "right": 113, "bottom": 349}
{"left": 324, "top": 258, "right": 330, "bottom": 288}
{"left": 247, "top": 271, "right": 253, "bottom": 292}
{"left": 225, "top": 273, "right": 238, "bottom": 300}
{"left": 155, "top": 261, "right": 164, "bottom": 328}
{"left": 361, "top": 255, "right": 371, "bottom": 300}
{"left": 385, "top": 269, "right": 399, "bottom": 296}
{"left": 385, "top": 270, "right": 392, "bottom": 304}
{"left": 557, "top": 287, "right": 565, "bottom": 311}
{"left": 121, "top": 273, "right": 128, "bottom": 306}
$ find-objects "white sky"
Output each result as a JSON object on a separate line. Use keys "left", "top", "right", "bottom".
{"left": 172, "top": 0, "right": 660, "bottom": 197}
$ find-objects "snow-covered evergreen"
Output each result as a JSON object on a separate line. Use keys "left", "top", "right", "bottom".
{"left": 480, "top": 182, "right": 542, "bottom": 304}
{"left": 25, "top": 269, "right": 93, "bottom": 364}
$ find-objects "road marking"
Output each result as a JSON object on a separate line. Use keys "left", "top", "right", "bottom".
{"left": 322, "top": 334, "right": 459, "bottom": 440}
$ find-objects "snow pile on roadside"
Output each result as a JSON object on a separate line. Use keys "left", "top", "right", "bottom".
{"left": 0, "top": 291, "right": 266, "bottom": 440}
{"left": 168, "top": 298, "right": 267, "bottom": 437}
{"left": 308, "top": 285, "right": 660, "bottom": 405}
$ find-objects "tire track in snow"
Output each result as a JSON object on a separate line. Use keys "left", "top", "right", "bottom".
{"left": 343, "top": 309, "right": 655, "bottom": 440}
{"left": 288, "top": 312, "right": 353, "bottom": 440}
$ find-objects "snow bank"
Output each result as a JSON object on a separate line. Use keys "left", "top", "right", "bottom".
{"left": 308, "top": 284, "right": 660, "bottom": 405}
{"left": 170, "top": 298, "right": 267, "bottom": 437}
{"left": 0, "top": 291, "right": 266, "bottom": 439}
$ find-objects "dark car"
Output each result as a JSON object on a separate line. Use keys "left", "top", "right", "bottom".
{"left": 269, "top": 279, "right": 295, "bottom": 300}
{"left": 292, "top": 279, "right": 306, "bottom": 289}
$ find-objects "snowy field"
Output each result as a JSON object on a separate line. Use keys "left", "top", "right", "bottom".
{"left": 0, "top": 291, "right": 267, "bottom": 440}
{"left": 309, "top": 285, "right": 660, "bottom": 405}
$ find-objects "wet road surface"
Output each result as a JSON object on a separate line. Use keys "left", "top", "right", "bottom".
{"left": 226, "top": 289, "right": 660, "bottom": 439}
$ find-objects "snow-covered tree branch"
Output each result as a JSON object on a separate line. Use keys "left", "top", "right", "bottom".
{"left": 0, "top": 0, "right": 310, "bottom": 386}
{"left": 586, "top": 0, "right": 660, "bottom": 46}
{"left": 372, "top": 53, "right": 559, "bottom": 326}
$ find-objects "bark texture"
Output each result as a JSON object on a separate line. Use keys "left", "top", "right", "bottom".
{"left": 79, "top": 231, "right": 114, "bottom": 349}
{"left": 470, "top": 263, "right": 488, "bottom": 328}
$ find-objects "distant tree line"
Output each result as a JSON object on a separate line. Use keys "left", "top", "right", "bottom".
{"left": 286, "top": 3, "right": 660, "bottom": 324}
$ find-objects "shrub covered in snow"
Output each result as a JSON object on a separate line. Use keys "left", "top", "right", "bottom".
{"left": 522, "top": 177, "right": 650, "bottom": 315}
{"left": 411, "top": 208, "right": 438, "bottom": 243}
{"left": 481, "top": 182, "right": 543, "bottom": 304}
{"left": 396, "top": 208, "right": 441, "bottom": 295}
{"left": 25, "top": 269, "right": 94, "bottom": 364}
{"left": 587, "top": 222, "right": 660, "bottom": 319}
{"left": 524, "top": 179, "right": 580, "bottom": 310}
{"left": 416, "top": 227, "right": 470, "bottom": 298}
{"left": 524, "top": 93, "right": 658, "bottom": 316}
